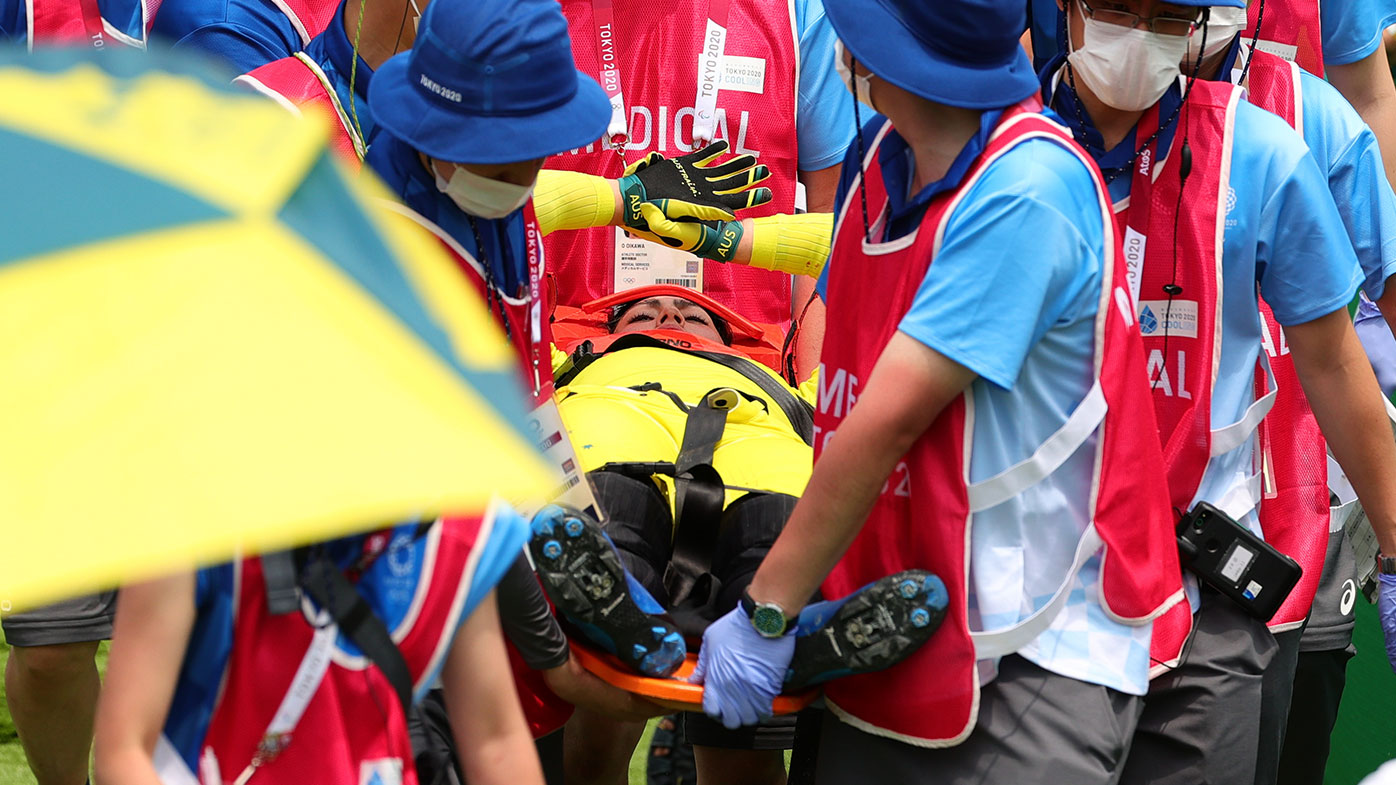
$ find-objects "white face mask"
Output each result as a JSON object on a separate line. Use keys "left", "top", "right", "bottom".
{"left": 1184, "top": 6, "right": 1248, "bottom": 65}
{"left": 833, "top": 39, "right": 876, "bottom": 112}
{"left": 434, "top": 162, "right": 534, "bottom": 219}
{"left": 1068, "top": 15, "right": 1191, "bottom": 112}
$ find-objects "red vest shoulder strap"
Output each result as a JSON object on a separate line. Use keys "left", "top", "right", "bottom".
{"left": 1245, "top": 50, "right": 1302, "bottom": 131}
{"left": 237, "top": 54, "right": 364, "bottom": 164}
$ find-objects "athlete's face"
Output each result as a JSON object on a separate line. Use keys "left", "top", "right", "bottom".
{"left": 612, "top": 296, "right": 727, "bottom": 344}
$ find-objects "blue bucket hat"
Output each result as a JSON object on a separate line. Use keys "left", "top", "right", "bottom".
{"left": 825, "top": 0, "right": 1040, "bottom": 110}
{"left": 369, "top": 0, "right": 610, "bottom": 164}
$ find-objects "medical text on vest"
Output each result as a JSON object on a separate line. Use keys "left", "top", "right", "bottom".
{"left": 1146, "top": 350, "right": 1194, "bottom": 399}
{"left": 565, "top": 106, "right": 761, "bottom": 157}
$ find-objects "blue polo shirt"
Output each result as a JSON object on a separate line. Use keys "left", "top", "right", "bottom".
{"left": 363, "top": 132, "right": 530, "bottom": 301}
{"left": 1043, "top": 62, "right": 1361, "bottom": 545}
{"left": 1214, "top": 40, "right": 1396, "bottom": 301}
{"left": 0, "top": 0, "right": 21, "bottom": 40}
{"left": 792, "top": 0, "right": 857, "bottom": 171}
{"left": 153, "top": 0, "right": 306, "bottom": 74}
{"left": 817, "top": 108, "right": 1154, "bottom": 696}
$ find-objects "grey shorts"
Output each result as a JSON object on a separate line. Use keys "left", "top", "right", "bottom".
{"left": 816, "top": 655, "right": 1143, "bottom": 785}
{"left": 1, "top": 591, "right": 116, "bottom": 647}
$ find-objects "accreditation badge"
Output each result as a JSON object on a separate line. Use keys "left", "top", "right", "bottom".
{"left": 523, "top": 398, "right": 604, "bottom": 523}
{"left": 613, "top": 227, "right": 703, "bottom": 293}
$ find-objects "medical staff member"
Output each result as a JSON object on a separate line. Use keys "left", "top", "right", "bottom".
{"left": 1181, "top": 11, "right": 1396, "bottom": 784}
{"left": 96, "top": 511, "right": 541, "bottom": 785}
{"left": 153, "top": 0, "right": 336, "bottom": 73}
{"left": 233, "top": 0, "right": 405, "bottom": 164}
{"left": 363, "top": 0, "right": 772, "bottom": 411}
{"left": 1039, "top": 1, "right": 1396, "bottom": 783}
{"left": 547, "top": 0, "right": 855, "bottom": 377}
{"left": 693, "top": 2, "right": 1184, "bottom": 783}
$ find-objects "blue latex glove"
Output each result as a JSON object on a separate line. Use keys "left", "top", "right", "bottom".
{"left": 1379, "top": 573, "right": 1396, "bottom": 673}
{"left": 690, "top": 605, "right": 794, "bottom": 729}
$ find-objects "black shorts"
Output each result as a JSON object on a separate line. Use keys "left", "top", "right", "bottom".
{"left": 681, "top": 708, "right": 798, "bottom": 750}
{"left": 1, "top": 591, "right": 116, "bottom": 647}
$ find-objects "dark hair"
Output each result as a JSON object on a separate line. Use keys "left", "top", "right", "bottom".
{"left": 606, "top": 297, "right": 732, "bottom": 345}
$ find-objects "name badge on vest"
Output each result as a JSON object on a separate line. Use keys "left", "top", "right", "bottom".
{"left": 524, "top": 398, "right": 605, "bottom": 522}
{"left": 613, "top": 227, "right": 704, "bottom": 292}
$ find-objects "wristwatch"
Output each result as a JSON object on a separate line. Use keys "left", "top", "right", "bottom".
{"left": 1378, "top": 552, "right": 1396, "bottom": 576}
{"left": 740, "top": 589, "right": 791, "bottom": 638}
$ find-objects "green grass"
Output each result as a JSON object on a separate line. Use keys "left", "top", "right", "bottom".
{"left": 0, "top": 629, "right": 108, "bottom": 785}
{"left": 0, "top": 627, "right": 34, "bottom": 785}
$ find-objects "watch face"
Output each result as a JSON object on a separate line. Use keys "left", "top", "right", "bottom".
{"left": 751, "top": 604, "right": 786, "bottom": 637}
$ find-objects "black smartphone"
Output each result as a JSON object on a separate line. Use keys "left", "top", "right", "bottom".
{"left": 1176, "top": 502, "right": 1302, "bottom": 622}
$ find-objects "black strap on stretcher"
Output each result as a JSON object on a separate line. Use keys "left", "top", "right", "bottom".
{"left": 557, "top": 335, "right": 814, "bottom": 614}
{"left": 554, "top": 334, "right": 814, "bottom": 445}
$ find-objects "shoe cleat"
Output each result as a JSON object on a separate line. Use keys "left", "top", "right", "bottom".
{"left": 530, "top": 511, "right": 557, "bottom": 538}
{"left": 785, "top": 569, "right": 948, "bottom": 690}
{"left": 529, "top": 505, "right": 687, "bottom": 678}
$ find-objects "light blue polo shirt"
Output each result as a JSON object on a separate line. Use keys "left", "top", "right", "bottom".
{"left": 1320, "top": 0, "right": 1396, "bottom": 65}
{"left": 793, "top": 0, "right": 857, "bottom": 171}
{"left": 819, "top": 109, "right": 1154, "bottom": 696}
{"left": 1215, "top": 39, "right": 1396, "bottom": 300}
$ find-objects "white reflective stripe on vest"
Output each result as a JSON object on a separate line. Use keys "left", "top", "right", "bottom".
{"left": 966, "top": 380, "right": 1107, "bottom": 512}
{"left": 1210, "top": 351, "right": 1277, "bottom": 457}
{"left": 971, "top": 523, "right": 1105, "bottom": 659}
{"left": 153, "top": 734, "right": 202, "bottom": 785}
{"left": 231, "top": 618, "right": 338, "bottom": 785}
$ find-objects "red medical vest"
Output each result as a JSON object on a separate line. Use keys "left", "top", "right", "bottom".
{"left": 235, "top": 54, "right": 365, "bottom": 166}
{"left": 1119, "top": 81, "right": 1282, "bottom": 670}
{"left": 1245, "top": 51, "right": 1330, "bottom": 632}
{"left": 193, "top": 517, "right": 484, "bottom": 785}
{"left": 546, "top": 0, "right": 801, "bottom": 325}
{"left": 272, "top": 0, "right": 339, "bottom": 49}
{"left": 1248, "top": 0, "right": 1324, "bottom": 77}
{"left": 28, "top": 0, "right": 156, "bottom": 48}
{"left": 818, "top": 104, "right": 1179, "bottom": 746}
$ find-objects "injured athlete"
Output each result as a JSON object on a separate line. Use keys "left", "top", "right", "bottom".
{"left": 534, "top": 287, "right": 949, "bottom": 685}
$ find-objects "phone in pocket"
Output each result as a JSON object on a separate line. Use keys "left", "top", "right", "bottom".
{"left": 1176, "top": 502, "right": 1302, "bottom": 622}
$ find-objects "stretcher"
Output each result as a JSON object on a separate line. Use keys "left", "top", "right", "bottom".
{"left": 570, "top": 640, "right": 818, "bottom": 714}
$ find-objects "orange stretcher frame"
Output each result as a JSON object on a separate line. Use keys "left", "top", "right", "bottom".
{"left": 571, "top": 641, "right": 818, "bottom": 714}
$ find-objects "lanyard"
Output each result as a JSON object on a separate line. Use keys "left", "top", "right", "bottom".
{"left": 591, "top": 0, "right": 627, "bottom": 152}
{"left": 523, "top": 203, "right": 549, "bottom": 399}
{"left": 77, "top": 0, "right": 107, "bottom": 47}
{"left": 692, "top": 0, "right": 731, "bottom": 147}
{"left": 1121, "top": 103, "right": 1163, "bottom": 307}
{"left": 588, "top": 0, "right": 732, "bottom": 152}
{"left": 231, "top": 621, "right": 338, "bottom": 785}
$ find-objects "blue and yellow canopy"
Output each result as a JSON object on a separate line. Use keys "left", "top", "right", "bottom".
{"left": 0, "top": 49, "right": 552, "bottom": 609}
